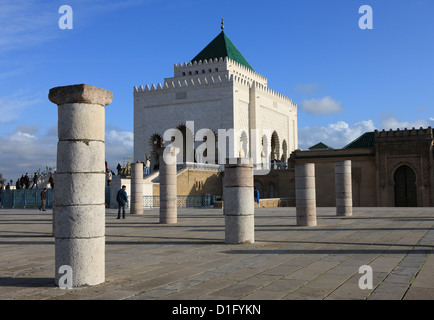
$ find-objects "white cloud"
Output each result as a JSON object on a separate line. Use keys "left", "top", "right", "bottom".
{"left": 300, "top": 96, "right": 343, "bottom": 115}
{"left": 0, "top": 126, "right": 135, "bottom": 182}
{"left": 0, "top": 0, "right": 153, "bottom": 53}
{"left": 105, "top": 130, "right": 134, "bottom": 170}
{"left": 0, "top": 92, "right": 42, "bottom": 123}
{"left": 380, "top": 116, "right": 434, "bottom": 131}
{"left": 298, "top": 120, "right": 376, "bottom": 150}
{"left": 0, "top": 127, "right": 57, "bottom": 182}
{"left": 0, "top": 0, "right": 57, "bottom": 53}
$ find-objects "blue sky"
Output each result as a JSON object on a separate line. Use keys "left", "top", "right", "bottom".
{"left": 0, "top": 0, "right": 433, "bottom": 182}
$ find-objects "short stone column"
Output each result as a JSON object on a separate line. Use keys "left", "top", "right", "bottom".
{"left": 295, "top": 163, "right": 317, "bottom": 226}
{"left": 223, "top": 158, "right": 254, "bottom": 244}
{"left": 335, "top": 160, "right": 352, "bottom": 216}
{"left": 159, "top": 146, "right": 177, "bottom": 224}
{"left": 130, "top": 162, "right": 144, "bottom": 215}
{"left": 49, "top": 84, "right": 112, "bottom": 287}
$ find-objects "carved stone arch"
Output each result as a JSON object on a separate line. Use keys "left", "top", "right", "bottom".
{"left": 268, "top": 182, "right": 277, "bottom": 198}
{"left": 239, "top": 130, "right": 249, "bottom": 158}
{"left": 271, "top": 131, "right": 280, "bottom": 161}
{"left": 388, "top": 159, "right": 420, "bottom": 187}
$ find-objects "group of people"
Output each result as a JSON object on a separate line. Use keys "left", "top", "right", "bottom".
{"left": 14, "top": 172, "right": 37, "bottom": 190}
{"left": 3, "top": 172, "right": 54, "bottom": 190}
{"left": 114, "top": 158, "right": 151, "bottom": 178}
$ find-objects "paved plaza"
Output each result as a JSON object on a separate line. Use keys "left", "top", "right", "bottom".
{"left": 1, "top": 206, "right": 434, "bottom": 300}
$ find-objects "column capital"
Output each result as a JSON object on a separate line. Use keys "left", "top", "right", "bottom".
{"left": 49, "top": 84, "right": 113, "bottom": 106}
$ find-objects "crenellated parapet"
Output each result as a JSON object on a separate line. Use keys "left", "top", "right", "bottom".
{"left": 174, "top": 56, "right": 227, "bottom": 69}
{"left": 173, "top": 56, "right": 267, "bottom": 86}
{"left": 374, "top": 126, "right": 433, "bottom": 138}
{"left": 134, "top": 74, "right": 232, "bottom": 94}
{"left": 253, "top": 81, "right": 296, "bottom": 108}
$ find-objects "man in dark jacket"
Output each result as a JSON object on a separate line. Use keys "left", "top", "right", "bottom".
{"left": 116, "top": 185, "right": 128, "bottom": 219}
{"left": 39, "top": 188, "right": 47, "bottom": 211}
{"left": 32, "top": 172, "right": 39, "bottom": 189}
{"left": 24, "top": 173, "right": 30, "bottom": 189}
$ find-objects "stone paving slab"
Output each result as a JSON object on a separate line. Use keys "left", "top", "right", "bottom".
{"left": 0, "top": 206, "right": 433, "bottom": 302}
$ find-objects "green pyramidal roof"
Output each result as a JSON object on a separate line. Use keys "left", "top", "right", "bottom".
{"left": 308, "top": 142, "right": 334, "bottom": 150}
{"left": 191, "top": 31, "right": 254, "bottom": 71}
{"left": 343, "top": 132, "right": 375, "bottom": 149}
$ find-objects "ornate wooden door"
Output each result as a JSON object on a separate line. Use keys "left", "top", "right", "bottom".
{"left": 394, "top": 165, "right": 417, "bottom": 207}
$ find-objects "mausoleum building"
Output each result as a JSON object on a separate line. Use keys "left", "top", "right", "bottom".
{"left": 134, "top": 28, "right": 297, "bottom": 171}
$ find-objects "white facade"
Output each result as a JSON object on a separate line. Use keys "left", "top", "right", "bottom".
{"left": 134, "top": 56, "right": 297, "bottom": 171}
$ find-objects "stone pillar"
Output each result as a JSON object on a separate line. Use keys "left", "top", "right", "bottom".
{"left": 335, "top": 160, "right": 352, "bottom": 216}
{"left": 49, "top": 84, "right": 112, "bottom": 287}
{"left": 223, "top": 158, "right": 254, "bottom": 244}
{"left": 159, "top": 147, "right": 177, "bottom": 224}
{"left": 130, "top": 162, "right": 144, "bottom": 214}
{"left": 295, "top": 163, "right": 317, "bottom": 226}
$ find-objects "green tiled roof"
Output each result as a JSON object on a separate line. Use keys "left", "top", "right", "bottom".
{"left": 308, "top": 142, "right": 333, "bottom": 150}
{"left": 343, "top": 132, "right": 375, "bottom": 149}
{"left": 191, "top": 31, "right": 254, "bottom": 71}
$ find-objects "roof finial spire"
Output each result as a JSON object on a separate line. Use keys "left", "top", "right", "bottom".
{"left": 221, "top": 18, "right": 224, "bottom": 31}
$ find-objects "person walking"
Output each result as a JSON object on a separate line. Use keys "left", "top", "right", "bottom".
{"left": 116, "top": 163, "right": 122, "bottom": 176}
{"left": 49, "top": 173, "right": 54, "bottom": 189}
{"left": 254, "top": 187, "right": 260, "bottom": 207}
{"left": 116, "top": 185, "right": 128, "bottom": 219}
{"left": 31, "top": 172, "right": 39, "bottom": 189}
{"left": 24, "top": 173, "right": 30, "bottom": 189}
{"left": 145, "top": 157, "right": 150, "bottom": 175}
{"left": 19, "top": 175, "right": 25, "bottom": 189}
{"left": 39, "top": 188, "right": 47, "bottom": 211}
{"left": 106, "top": 170, "right": 112, "bottom": 186}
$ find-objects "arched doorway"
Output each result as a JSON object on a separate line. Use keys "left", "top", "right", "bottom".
{"left": 271, "top": 131, "right": 280, "bottom": 162}
{"left": 394, "top": 165, "right": 417, "bottom": 207}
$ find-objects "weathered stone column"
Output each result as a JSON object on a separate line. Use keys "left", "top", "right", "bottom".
{"left": 295, "top": 163, "right": 317, "bottom": 226}
{"left": 130, "top": 162, "right": 144, "bottom": 214}
{"left": 335, "top": 160, "right": 352, "bottom": 216}
{"left": 223, "top": 158, "right": 254, "bottom": 244}
{"left": 51, "top": 184, "right": 55, "bottom": 236}
{"left": 49, "top": 84, "right": 112, "bottom": 287}
{"left": 159, "top": 146, "right": 177, "bottom": 224}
